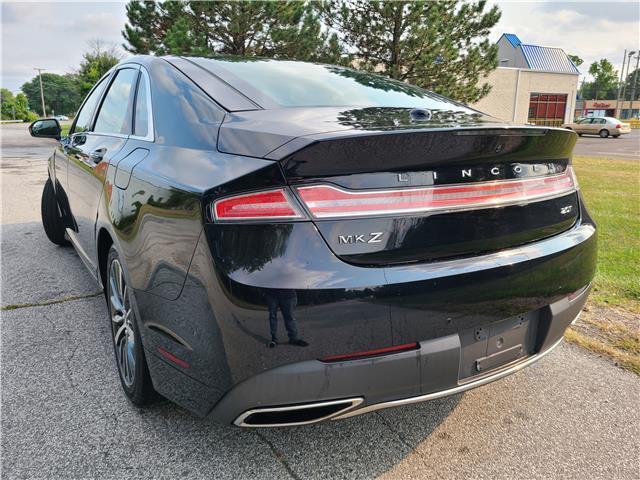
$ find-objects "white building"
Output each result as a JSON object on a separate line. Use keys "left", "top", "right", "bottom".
{"left": 472, "top": 34, "right": 579, "bottom": 127}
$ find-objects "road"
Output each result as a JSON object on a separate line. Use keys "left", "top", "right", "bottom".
{"left": 572, "top": 128, "right": 640, "bottom": 159}
{"left": 1, "top": 123, "right": 639, "bottom": 480}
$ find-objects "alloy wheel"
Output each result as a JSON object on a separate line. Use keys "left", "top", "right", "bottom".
{"left": 109, "top": 258, "right": 136, "bottom": 387}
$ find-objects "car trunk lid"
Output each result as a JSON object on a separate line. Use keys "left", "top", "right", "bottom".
{"left": 279, "top": 124, "right": 579, "bottom": 266}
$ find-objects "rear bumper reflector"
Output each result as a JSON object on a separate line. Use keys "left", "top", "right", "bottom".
{"left": 157, "top": 346, "right": 190, "bottom": 369}
{"left": 296, "top": 168, "right": 577, "bottom": 219}
{"left": 319, "top": 342, "right": 420, "bottom": 362}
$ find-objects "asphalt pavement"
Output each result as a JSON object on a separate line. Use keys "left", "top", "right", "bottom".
{"left": 572, "top": 128, "right": 640, "bottom": 159}
{"left": 1, "top": 123, "right": 639, "bottom": 479}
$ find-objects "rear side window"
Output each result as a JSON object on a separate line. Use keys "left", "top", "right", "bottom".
{"left": 94, "top": 68, "right": 138, "bottom": 135}
{"left": 133, "top": 72, "right": 149, "bottom": 137}
{"left": 73, "top": 77, "right": 108, "bottom": 134}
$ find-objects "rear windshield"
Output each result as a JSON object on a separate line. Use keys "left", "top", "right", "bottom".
{"left": 190, "top": 58, "right": 474, "bottom": 112}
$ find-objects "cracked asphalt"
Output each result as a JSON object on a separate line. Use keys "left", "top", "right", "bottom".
{"left": 1, "top": 123, "right": 639, "bottom": 479}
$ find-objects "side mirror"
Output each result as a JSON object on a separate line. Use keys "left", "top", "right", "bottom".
{"left": 29, "top": 118, "right": 61, "bottom": 140}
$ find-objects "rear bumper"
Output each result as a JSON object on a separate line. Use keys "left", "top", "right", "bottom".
{"left": 210, "top": 284, "right": 589, "bottom": 426}
{"left": 335, "top": 336, "right": 566, "bottom": 421}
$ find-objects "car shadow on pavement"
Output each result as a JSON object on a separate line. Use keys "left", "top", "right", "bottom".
{"left": 1, "top": 222, "right": 461, "bottom": 479}
{"left": 147, "top": 393, "right": 461, "bottom": 479}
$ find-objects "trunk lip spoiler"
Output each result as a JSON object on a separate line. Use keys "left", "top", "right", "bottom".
{"left": 265, "top": 124, "right": 574, "bottom": 161}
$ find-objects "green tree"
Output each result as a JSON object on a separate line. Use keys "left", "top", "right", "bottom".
{"left": 122, "top": 1, "right": 343, "bottom": 62}
{"left": 260, "top": 3, "right": 344, "bottom": 63}
{"left": 2, "top": 88, "right": 43, "bottom": 121}
{"left": 21, "top": 73, "right": 82, "bottom": 116}
{"left": 122, "top": 0, "right": 164, "bottom": 55}
{"left": 1, "top": 88, "right": 16, "bottom": 119}
{"left": 568, "top": 54, "right": 584, "bottom": 67}
{"left": 123, "top": 1, "right": 197, "bottom": 55}
{"left": 586, "top": 59, "right": 618, "bottom": 100}
{"left": 76, "top": 40, "right": 121, "bottom": 96}
{"left": 322, "top": 0, "right": 501, "bottom": 103}
{"left": 14, "top": 93, "right": 35, "bottom": 121}
{"left": 623, "top": 67, "right": 640, "bottom": 101}
{"left": 163, "top": 14, "right": 211, "bottom": 56}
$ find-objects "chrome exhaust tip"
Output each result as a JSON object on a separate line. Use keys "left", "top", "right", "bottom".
{"left": 234, "top": 397, "right": 364, "bottom": 428}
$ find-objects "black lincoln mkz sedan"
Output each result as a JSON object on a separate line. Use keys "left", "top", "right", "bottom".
{"left": 31, "top": 56, "right": 596, "bottom": 427}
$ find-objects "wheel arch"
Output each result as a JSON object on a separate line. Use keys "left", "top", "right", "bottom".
{"left": 97, "top": 227, "right": 114, "bottom": 290}
{"left": 47, "top": 152, "right": 56, "bottom": 187}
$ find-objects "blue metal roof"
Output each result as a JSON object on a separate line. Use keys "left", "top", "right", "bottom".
{"left": 503, "top": 33, "right": 521, "bottom": 47}
{"left": 520, "top": 44, "right": 580, "bottom": 74}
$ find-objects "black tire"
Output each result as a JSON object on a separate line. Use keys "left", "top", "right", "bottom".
{"left": 577, "top": 133, "right": 583, "bottom": 136}
{"left": 41, "top": 178, "right": 70, "bottom": 246}
{"left": 106, "top": 246, "right": 157, "bottom": 406}
{"left": 599, "top": 129, "right": 609, "bottom": 138}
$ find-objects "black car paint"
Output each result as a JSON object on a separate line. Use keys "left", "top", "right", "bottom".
{"left": 318, "top": 193, "right": 580, "bottom": 265}
{"left": 39, "top": 55, "right": 596, "bottom": 422}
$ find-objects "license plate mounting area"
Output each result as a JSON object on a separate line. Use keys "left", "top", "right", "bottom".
{"left": 458, "top": 312, "right": 538, "bottom": 381}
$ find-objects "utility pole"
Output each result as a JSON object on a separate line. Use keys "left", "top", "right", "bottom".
{"left": 629, "top": 54, "right": 640, "bottom": 110}
{"left": 615, "top": 49, "right": 627, "bottom": 117}
{"left": 34, "top": 68, "right": 46, "bottom": 117}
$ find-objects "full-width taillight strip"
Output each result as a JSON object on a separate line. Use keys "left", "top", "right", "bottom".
{"left": 296, "top": 168, "right": 577, "bottom": 219}
{"left": 213, "top": 188, "right": 304, "bottom": 221}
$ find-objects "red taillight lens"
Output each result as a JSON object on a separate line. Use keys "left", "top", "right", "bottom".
{"left": 297, "top": 168, "right": 577, "bottom": 219}
{"left": 212, "top": 188, "right": 304, "bottom": 222}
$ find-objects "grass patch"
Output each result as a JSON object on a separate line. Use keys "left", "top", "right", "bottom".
{"left": 60, "top": 123, "right": 71, "bottom": 137}
{"left": 572, "top": 156, "right": 640, "bottom": 313}
{"left": 568, "top": 157, "right": 639, "bottom": 374}
{"left": 565, "top": 328, "right": 640, "bottom": 375}
{"left": 613, "top": 337, "right": 640, "bottom": 355}
{"left": 1, "top": 291, "right": 102, "bottom": 311}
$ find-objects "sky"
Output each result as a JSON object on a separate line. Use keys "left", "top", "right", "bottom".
{"left": 1, "top": 0, "right": 639, "bottom": 93}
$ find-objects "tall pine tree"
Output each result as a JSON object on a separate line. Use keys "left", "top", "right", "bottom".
{"left": 322, "top": 0, "right": 500, "bottom": 103}
{"left": 122, "top": 1, "right": 342, "bottom": 62}
{"left": 122, "top": 1, "right": 500, "bottom": 102}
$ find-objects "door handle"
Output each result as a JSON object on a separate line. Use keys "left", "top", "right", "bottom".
{"left": 89, "top": 148, "right": 107, "bottom": 163}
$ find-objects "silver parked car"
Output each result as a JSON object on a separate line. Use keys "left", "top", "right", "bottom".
{"left": 562, "top": 117, "right": 631, "bottom": 138}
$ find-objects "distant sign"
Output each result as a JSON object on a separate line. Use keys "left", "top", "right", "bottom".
{"left": 592, "top": 102, "right": 612, "bottom": 107}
